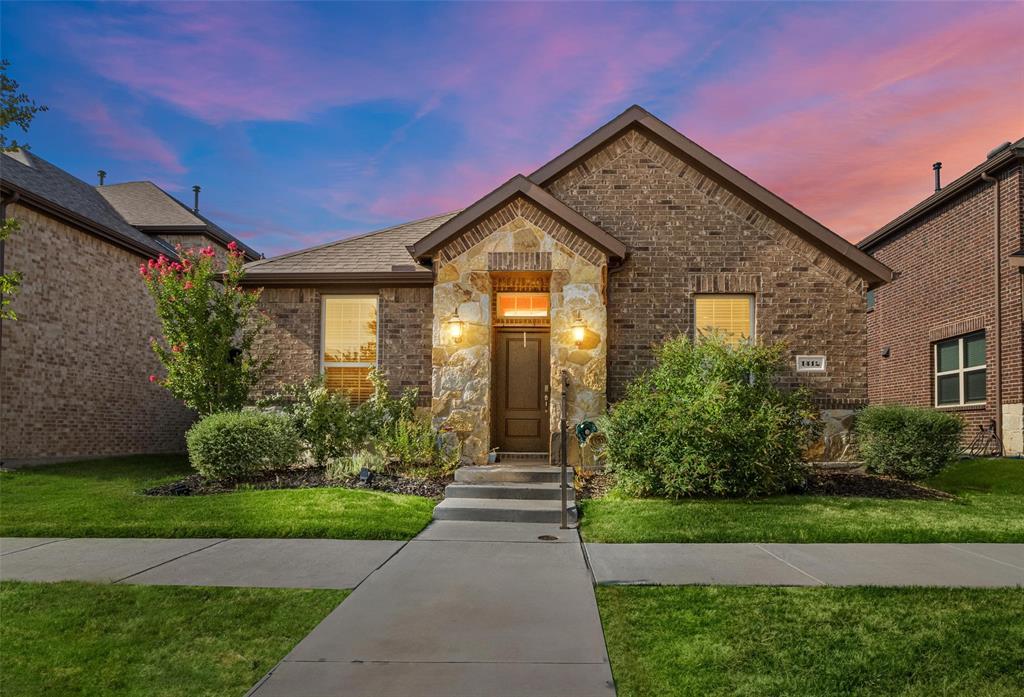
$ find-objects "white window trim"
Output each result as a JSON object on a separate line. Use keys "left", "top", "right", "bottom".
{"left": 320, "top": 294, "right": 380, "bottom": 375}
{"left": 693, "top": 293, "right": 757, "bottom": 344}
{"left": 934, "top": 333, "right": 986, "bottom": 408}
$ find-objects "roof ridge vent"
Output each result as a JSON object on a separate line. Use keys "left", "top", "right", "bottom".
{"left": 987, "top": 142, "right": 1012, "bottom": 159}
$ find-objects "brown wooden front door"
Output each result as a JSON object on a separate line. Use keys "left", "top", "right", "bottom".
{"left": 493, "top": 329, "right": 550, "bottom": 453}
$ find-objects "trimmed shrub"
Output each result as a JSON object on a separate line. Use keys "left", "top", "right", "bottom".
{"left": 604, "top": 334, "right": 820, "bottom": 498}
{"left": 186, "top": 411, "right": 301, "bottom": 481}
{"left": 855, "top": 405, "right": 963, "bottom": 480}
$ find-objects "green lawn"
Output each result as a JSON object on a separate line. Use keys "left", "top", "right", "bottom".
{"left": 598, "top": 585, "right": 1024, "bottom": 697}
{"left": 0, "top": 456, "right": 435, "bottom": 540}
{"left": 0, "top": 580, "right": 345, "bottom": 697}
{"left": 580, "top": 458, "right": 1024, "bottom": 543}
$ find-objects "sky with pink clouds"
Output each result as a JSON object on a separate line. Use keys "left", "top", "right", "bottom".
{"left": 3, "top": 1, "right": 1021, "bottom": 257}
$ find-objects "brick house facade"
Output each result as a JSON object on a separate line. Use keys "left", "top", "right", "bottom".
{"left": 1, "top": 150, "right": 259, "bottom": 465}
{"left": 245, "top": 106, "right": 892, "bottom": 465}
{"left": 859, "top": 139, "right": 1024, "bottom": 455}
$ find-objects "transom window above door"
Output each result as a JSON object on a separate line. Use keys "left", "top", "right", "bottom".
{"left": 496, "top": 292, "right": 549, "bottom": 319}
{"left": 322, "top": 295, "right": 378, "bottom": 402}
{"left": 934, "top": 331, "right": 986, "bottom": 407}
{"left": 694, "top": 294, "right": 755, "bottom": 345}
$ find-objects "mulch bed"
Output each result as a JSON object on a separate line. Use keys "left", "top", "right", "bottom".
{"left": 143, "top": 467, "right": 451, "bottom": 498}
{"left": 575, "top": 471, "right": 615, "bottom": 500}
{"left": 803, "top": 468, "right": 955, "bottom": 501}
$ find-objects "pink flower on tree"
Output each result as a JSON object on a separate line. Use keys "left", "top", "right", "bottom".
{"left": 148, "top": 374, "right": 157, "bottom": 383}
{"left": 184, "top": 281, "right": 193, "bottom": 290}
{"left": 200, "top": 246, "right": 216, "bottom": 258}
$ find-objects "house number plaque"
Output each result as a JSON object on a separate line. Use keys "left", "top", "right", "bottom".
{"left": 795, "top": 355, "right": 826, "bottom": 372}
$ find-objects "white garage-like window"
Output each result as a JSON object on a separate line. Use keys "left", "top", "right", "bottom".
{"left": 321, "top": 295, "right": 378, "bottom": 403}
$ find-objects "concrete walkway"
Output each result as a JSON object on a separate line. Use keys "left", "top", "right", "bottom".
{"left": 586, "top": 542, "right": 1024, "bottom": 587}
{"left": 248, "top": 522, "right": 616, "bottom": 697}
{"left": 0, "top": 537, "right": 403, "bottom": 589}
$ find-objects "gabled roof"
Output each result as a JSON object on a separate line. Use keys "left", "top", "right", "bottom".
{"left": 98, "top": 181, "right": 261, "bottom": 261}
{"left": 530, "top": 105, "right": 893, "bottom": 286}
{"left": 858, "top": 137, "right": 1024, "bottom": 251}
{"left": 409, "top": 175, "right": 626, "bottom": 262}
{"left": 242, "top": 211, "right": 459, "bottom": 285}
{"left": 1, "top": 149, "right": 168, "bottom": 258}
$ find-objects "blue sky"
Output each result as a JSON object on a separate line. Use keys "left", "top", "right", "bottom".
{"left": 3, "top": 1, "right": 1021, "bottom": 256}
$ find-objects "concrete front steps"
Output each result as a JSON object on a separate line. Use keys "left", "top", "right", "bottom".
{"left": 433, "top": 462, "right": 577, "bottom": 524}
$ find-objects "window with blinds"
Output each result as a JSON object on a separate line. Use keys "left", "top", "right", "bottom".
{"left": 322, "top": 296, "right": 378, "bottom": 402}
{"left": 694, "top": 294, "right": 754, "bottom": 345}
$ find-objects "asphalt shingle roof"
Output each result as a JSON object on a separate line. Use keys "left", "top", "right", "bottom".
{"left": 1, "top": 149, "right": 167, "bottom": 256}
{"left": 244, "top": 211, "right": 459, "bottom": 277}
{"left": 97, "top": 181, "right": 204, "bottom": 227}
{"left": 98, "top": 181, "right": 261, "bottom": 260}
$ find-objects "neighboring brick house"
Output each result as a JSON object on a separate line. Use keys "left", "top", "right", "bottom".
{"left": 0, "top": 149, "right": 260, "bottom": 465}
{"left": 859, "top": 138, "right": 1024, "bottom": 455}
{"left": 244, "top": 106, "right": 892, "bottom": 465}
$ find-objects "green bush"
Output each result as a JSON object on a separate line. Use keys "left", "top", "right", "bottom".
{"left": 326, "top": 447, "right": 390, "bottom": 481}
{"left": 381, "top": 417, "right": 459, "bottom": 473}
{"left": 269, "top": 372, "right": 454, "bottom": 474}
{"left": 268, "top": 377, "right": 361, "bottom": 466}
{"left": 604, "top": 334, "right": 819, "bottom": 498}
{"left": 186, "top": 411, "right": 301, "bottom": 481}
{"left": 855, "top": 405, "right": 963, "bottom": 480}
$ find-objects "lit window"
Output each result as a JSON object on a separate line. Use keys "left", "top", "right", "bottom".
{"left": 496, "top": 292, "right": 549, "bottom": 319}
{"left": 694, "top": 295, "right": 754, "bottom": 345}
{"left": 934, "top": 331, "right": 986, "bottom": 407}
{"left": 322, "top": 296, "right": 377, "bottom": 402}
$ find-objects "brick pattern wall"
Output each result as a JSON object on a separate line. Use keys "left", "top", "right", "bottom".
{"left": 865, "top": 163, "right": 1023, "bottom": 440}
{"left": 0, "top": 204, "right": 195, "bottom": 463}
{"left": 546, "top": 128, "right": 869, "bottom": 405}
{"left": 251, "top": 287, "right": 321, "bottom": 399}
{"left": 378, "top": 287, "right": 432, "bottom": 404}
{"left": 154, "top": 233, "right": 230, "bottom": 265}
{"left": 253, "top": 286, "right": 433, "bottom": 403}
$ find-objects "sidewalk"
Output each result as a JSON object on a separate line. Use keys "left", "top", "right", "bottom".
{"left": 247, "top": 522, "right": 615, "bottom": 697}
{"left": 585, "top": 542, "right": 1024, "bottom": 587}
{"left": 4, "top": 536, "right": 1021, "bottom": 589}
{"left": 0, "top": 537, "right": 402, "bottom": 589}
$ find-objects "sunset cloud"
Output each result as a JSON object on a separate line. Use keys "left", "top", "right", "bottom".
{"left": 5, "top": 1, "right": 1020, "bottom": 256}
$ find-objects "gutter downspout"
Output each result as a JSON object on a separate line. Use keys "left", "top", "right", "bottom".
{"left": 980, "top": 171, "right": 1003, "bottom": 454}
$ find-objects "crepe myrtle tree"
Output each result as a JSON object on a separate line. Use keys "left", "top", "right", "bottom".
{"left": 142, "top": 241, "right": 269, "bottom": 416}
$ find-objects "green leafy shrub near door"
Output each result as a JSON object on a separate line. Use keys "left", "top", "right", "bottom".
{"left": 603, "top": 334, "right": 820, "bottom": 498}
{"left": 269, "top": 371, "right": 456, "bottom": 474}
{"left": 855, "top": 405, "right": 963, "bottom": 480}
{"left": 186, "top": 411, "right": 302, "bottom": 481}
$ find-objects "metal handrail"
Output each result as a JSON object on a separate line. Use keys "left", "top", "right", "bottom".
{"left": 559, "top": 369, "right": 570, "bottom": 529}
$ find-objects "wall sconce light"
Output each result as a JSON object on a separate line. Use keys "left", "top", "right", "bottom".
{"left": 447, "top": 317, "right": 464, "bottom": 344}
{"left": 571, "top": 311, "right": 586, "bottom": 348}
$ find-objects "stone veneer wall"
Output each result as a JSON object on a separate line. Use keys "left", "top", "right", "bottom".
{"left": 0, "top": 203, "right": 195, "bottom": 464}
{"left": 252, "top": 286, "right": 433, "bottom": 403}
{"left": 546, "top": 128, "right": 869, "bottom": 410}
{"left": 431, "top": 197, "right": 607, "bottom": 464}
